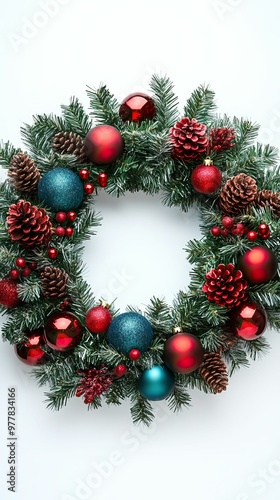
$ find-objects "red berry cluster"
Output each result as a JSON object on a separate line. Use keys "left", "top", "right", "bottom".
{"left": 55, "top": 211, "right": 77, "bottom": 238}
{"left": 211, "top": 218, "right": 271, "bottom": 241}
{"left": 9, "top": 258, "right": 37, "bottom": 280}
{"left": 76, "top": 363, "right": 127, "bottom": 404}
{"left": 79, "top": 169, "right": 109, "bottom": 194}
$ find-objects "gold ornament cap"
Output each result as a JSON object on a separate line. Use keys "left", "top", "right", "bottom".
{"left": 172, "top": 326, "right": 183, "bottom": 334}
{"left": 203, "top": 157, "right": 213, "bottom": 166}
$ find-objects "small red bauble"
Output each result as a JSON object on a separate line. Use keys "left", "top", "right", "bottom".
{"left": 9, "top": 269, "right": 20, "bottom": 280}
{"left": 15, "top": 329, "right": 48, "bottom": 365}
{"left": 84, "top": 182, "right": 95, "bottom": 195}
{"left": 230, "top": 302, "right": 267, "bottom": 340}
{"left": 129, "top": 349, "right": 141, "bottom": 361}
{"left": 0, "top": 278, "right": 20, "bottom": 308}
{"left": 67, "top": 211, "right": 77, "bottom": 222}
{"left": 44, "top": 311, "right": 83, "bottom": 351}
{"left": 97, "top": 172, "right": 108, "bottom": 188}
{"left": 16, "top": 257, "right": 26, "bottom": 268}
{"left": 65, "top": 227, "right": 74, "bottom": 237}
{"left": 260, "top": 231, "right": 271, "bottom": 240}
{"left": 55, "top": 226, "right": 65, "bottom": 237}
{"left": 222, "top": 216, "right": 234, "bottom": 229}
{"left": 22, "top": 267, "right": 32, "bottom": 278}
{"left": 190, "top": 160, "right": 222, "bottom": 195}
{"left": 258, "top": 223, "right": 269, "bottom": 236}
{"left": 48, "top": 248, "right": 58, "bottom": 259}
{"left": 164, "top": 333, "right": 204, "bottom": 374}
{"left": 85, "top": 305, "right": 112, "bottom": 334}
{"left": 211, "top": 226, "right": 221, "bottom": 237}
{"left": 84, "top": 125, "right": 124, "bottom": 165}
{"left": 238, "top": 246, "right": 278, "bottom": 284}
{"left": 247, "top": 230, "right": 258, "bottom": 242}
{"left": 79, "top": 168, "right": 90, "bottom": 181}
{"left": 56, "top": 211, "right": 67, "bottom": 223}
{"left": 29, "top": 262, "right": 38, "bottom": 271}
{"left": 119, "top": 93, "right": 156, "bottom": 122}
{"left": 114, "top": 364, "right": 127, "bottom": 377}
{"left": 221, "top": 228, "right": 229, "bottom": 238}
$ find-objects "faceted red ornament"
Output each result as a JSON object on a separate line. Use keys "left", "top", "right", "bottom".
{"left": 119, "top": 93, "right": 156, "bottom": 122}
{"left": 114, "top": 364, "right": 127, "bottom": 377}
{"left": 164, "top": 333, "right": 204, "bottom": 374}
{"left": 44, "top": 311, "right": 83, "bottom": 351}
{"left": 85, "top": 305, "right": 112, "bottom": 334}
{"left": 230, "top": 302, "right": 267, "bottom": 340}
{"left": 97, "top": 172, "right": 108, "bottom": 188}
{"left": 191, "top": 161, "right": 222, "bottom": 195}
{"left": 22, "top": 267, "right": 32, "bottom": 278}
{"left": 48, "top": 248, "right": 58, "bottom": 259}
{"left": 56, "top": 211, "right": 67, "bottom": 223}
{"left": 129, "top": 349, "right": 141, "bottom": 361}
{"left": 67, "top": 211, "right": 77, "bottom": 222}
{"left": 79, "top": 168, "right": 89, "bottom": 181}
{"left": 55, "top": 226, "right": 65, "bottom": 237}
{"left": 0, "top": 278, "right": 20, "bottom": 308}
{"left": 15, "top": 329, "right": 48, "bottom": 365}
{"left": 9, "top": 269, "right": 20, "bottom": 280}
{"left": 238, "top": 246, "right": 278, "bottom": 284}
{"left": 84, "top": 182, "right": 95, "bottom": 195}
{"left": 84, "top": 125, "right": 124, "bottom": 165}
{"left": 16, "top": 257, "right": 26, "bottom": 268}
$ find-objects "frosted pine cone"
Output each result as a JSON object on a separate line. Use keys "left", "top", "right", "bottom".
{"left": 170, "top": 117, "right": 208, "bottom": 162}
{"left": 219, "top": 173, "right": 257, "bottom": 215}
{"left": 52, "top": 131, "right": 87, "bottom": 164}
{"left": 202, "top": 263, "right": 248, "bottom": 309}
{"left": 8, "top": 153, "right": 41, "bottom": 194}
{"left": 7, "top": 200, "right": 52, "bottom": 248}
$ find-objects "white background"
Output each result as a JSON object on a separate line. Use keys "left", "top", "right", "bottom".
{"left": 1, "top": 1, "right": 280, "bottom": 499}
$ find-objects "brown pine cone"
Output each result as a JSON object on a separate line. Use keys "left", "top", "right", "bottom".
{"left": 199, "top": 350, "right": 228, "bottom": 394}
{"left": 254, "top": 190, "right": 280, "bottom": 218}
{"left": 202, "top": 263, "right": 248, "bottom": 309}
{"left": 8, "top": 153, "right": 41, "bottom": 194}
{"left": 41, "top": 266, "right": 69, "bottom": 299}
{"left": 170, "top": 117, "right": 208, "bottom": 162}
{"left": 6, "top": 200, "right": 52, "bottom": 248}
{"left": 52, "top": 131, "right": 87, "bottom": 163}
{"left": 219, "top": 173, "right": 257, "bottom": 215}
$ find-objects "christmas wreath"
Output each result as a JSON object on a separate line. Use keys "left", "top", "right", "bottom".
{"left": 0, "top": 75, "right": 279, "bottom": 425}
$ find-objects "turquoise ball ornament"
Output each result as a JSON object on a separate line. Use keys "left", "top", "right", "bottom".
{"left": 138, "top": 365, "right": 175, "bottom": 401}
{"left": 38, "top": 167, "right": 84, "bottom": 212}
{"left": 107, "top": 312, "right": 153, "bottom": 355}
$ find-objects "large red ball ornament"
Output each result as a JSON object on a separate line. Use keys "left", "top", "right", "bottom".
{"left": 84, "top": 125, "right": 124, "bottom": 165}
{"left": 164, "top": 333, "right": 204, "bottom": 374}
{"left": 191, "top": 162, "right": 222, "bottom": 194}
{"left": 44, "top": 311, "right": 83, "bottom": 351}
{"left": 119, "top": 92, "right": 156, "bottom": 122}
{"left": 230, "top": 302, "right": 267, "bottom": 340}
{"left": 238, "top": 246, "right": 278, "bottom": 284}
{"left": 15, "top": 329, "right": 48, "bottom": 365}
{"left": 85, "top": 305, "right": 112, "bottom": 334}
{"left": 0, "top": 278, "right": 20, "bottom": 308}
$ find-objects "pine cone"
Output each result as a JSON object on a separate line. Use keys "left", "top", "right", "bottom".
{"left": 8, "top": 153, "right": 41, "bottom": 194}
{"left": 202, "top": 263, "right": 248, "bottom": 309}
{"left": 199, "top": 350, "right": 228, "bottom": 394}
{"left": 209, "top": 127, "right": 235, "bottom": 152}
{"left": 41, "top": 266, "right": 69, "bottom": 300}
{"left": 52, "top": 131, "right": 87, "bottom": 163}
{"left": 170, "top": 117, "right": 208, "bottom": 162}
{"left": 6, "top": 200, "right": 52, "bottom": 248}
{"left": 219, "top": 173, "right": 257, "bottom": 215}
{"left": 254, "top": 190, "right": 280, "bottom": 218}
{"left": 76, "top": 365, "right": 114, "bottom": 404}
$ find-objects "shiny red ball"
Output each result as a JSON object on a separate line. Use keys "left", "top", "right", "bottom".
{"left": 85, "top": 305, "right": 112, "bottom": 334}
{"left": 211, "top": 226, "right": 221, "bottom": 237}
{"left": 260, "top": 231, "right": 271, "bottom": 240}
{"left": 114, "top": 364, "right": 127, "bottom": 377}
{"left": 119, "top": 93, "right": 156, "bottom": 122}
{"left": 22, "top": 267, "right": 32, "bottom": 278}
{"left": 97, "top": 172, "right": 108, "bottom": 188}
{"left": 55, "top": 226, "right": 65, "bottom": 237}
{"left": 15, "top": 329, "right": 48, "bottom": 365}
{"left": 16, "top": 257, "right": 26, "bottom": 268}
{"left": 48, "top": 248, "right": 58, "bottom": 259}
{"left": 0, "top": 278, "right": 20, "bottom": 308}
{"left": 67, "top": 211, "right": 77, "bottom": 222}
{"left": 247, "top": 230, "right": 258, "bottom": 242}
{"left": 230, "top": 302, "right": 267, "bottom": 340}
{"left": 238, "top": 246, "right": 278, "bottom": 284}
{"left": 9, "top": 269, "right": 20, "bottom": 280}
{"left": 79, "top": 168, "right": 90, "bottom": 181}
{"left": 44, "top": 311, "right": 83, "bottom": 351}
{"left": 84, "top": 182, "right": 95, "bottom": 195}
{"left": 258, "top": 223, "right": 269, "bottom": 236}
{"left": 190, "top": 164, "right": 222, "bottom": 194}
{"left": 164, "top": 333, "right": 204, "bottom": 374}
{"left": 129, "top": 349, "right": 141, "bottom": 361}
{"left": 84, "top": 125, "right": 124, "bottom": 165}
{"left": 65, "top": 227, "right": 74, "bottom": 237}
{"left": 56, "top": 211, "right": 67, "bottom": 223}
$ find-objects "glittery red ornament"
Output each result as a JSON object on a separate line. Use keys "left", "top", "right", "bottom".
{"left": 190, "top": 159, "right": 222, "bottom": 194}
{"left": 238, "top": 246, "right": 278, "bottom": 284}
{"left": 119, "top": 93, "right": 156, "bottom": 122}
{"left": 230, "top": 302, "right": 267, "bottom": 340}
{"left": 48, "top": 248, "right": 58, "bottom": 259}
{"left": 114, "top": 364, "right": 127, "bottom": 377}
{"left": 84, "top": 125, "right": 124, "bottom": 165}
{"left": 85, "top": 305, "right": 112, "bottom": 334}
{"left": 97, "top": 172, "right": 108, "bottom": 188}
{"left": 44, "top": 311, "right": 83, "bottom": 351}
{"left": 129, "top": 349, "right": 141, "bottom": 360}
{"left": 79, "top": 168, "right": 89, "bottom": 181}
{"left": 164, "top": 333, "right": 204, "bottom": 374}
{"left": 84, "top": 182, "right": 95, "bottom": 195}
{"left": 0, "top": 278, "right": 20, "bottom": 308}
{"left": 56, "top": 211, "right": 67, "bottom": 223}
{"left": 15, "top": 329, "right": 48, "bottom": 365}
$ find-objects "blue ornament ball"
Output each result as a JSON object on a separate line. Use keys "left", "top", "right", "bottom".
{"left": 138, "top": 365, "right": 175, "bottom": 401}
{"left": 107, "top": 312, "right": 153, "bottom": 354}
{"left": 38, "top": 167, "right": 84, "bottom": 212}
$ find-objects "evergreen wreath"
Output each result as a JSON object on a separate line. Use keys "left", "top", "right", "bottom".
{"left": 0, "top": 75, "right": 279, "bottom": 425}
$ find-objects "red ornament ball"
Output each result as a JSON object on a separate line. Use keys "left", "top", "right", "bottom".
{"left": 15, "top": 329, "right": 48, "bottom": 365}
{"left": 44, "top": 311, "right": 83, "bottom": 351}
{"left": 67, "top": 211, "right": 77, "bottom": 222}
{"left": 164, "top": 333, "right": 204, "bottom": 374}
{"left": 84, "top": 182, "right": 95, "bottom": 195}
{"left": 9, "top": 269, "right": 20, "bottom": 280}
{"left": 55, "top": 226, "right": 65, "bottom": 237}
{"left": 16, "top": 257, "right": 26, "bottom": 268}
{"left": 114, "top": 364, "right": 127, "bottom": 377}
{"left": 0, "top": 278, "right": 20, "bottom": 308}
{"left": 247, "top": 230, "right": 258, "bottom": 242}
{"left": 65, "top": 227, "right": 74, "bottom": 237}
{"left": 230, "top": 302, "right": 267, "bottom": 340}
{"left": 56, "top": 211, "right": 67, "bottom": 223}
{"left": 238, "top": 246, "right": 278, "bottom": 284}
{"left": 129, "top": 349, "right": 141, "bottom": 361}
{"left": 85, "top": 305, "right": 112, "bottom": 334}
{"left": 79, "top": 168, "right": 89, "bottom": 181}
{"left": 211, "top": 226, "right": 221, "bottom": 237}
{"left": 48, "top": 248, "right": 58, "bottom": 259}
{"left": 222, "top": 216, "right": 234, "bottom": 229}
{"left": 119, "top": 92, "right": 156, "bottom": 122}
{"left": 22, "top": 267, "right": 32, "bottom": 278}
{"left": 258, "top": 223, "right": 269, "bottom": 236}
{"left": 190, "top": 164, "right": 222, "bottom": 194}
{"left": 84, "top": 125, "right": 124, "bottom": 165}
{"left": 97, "top": 172, "right": 109, "bottom": 188}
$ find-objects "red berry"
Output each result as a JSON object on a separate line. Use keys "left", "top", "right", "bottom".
{"left": 221, "top": 228, "right": 229, "bottom": 238}
{"left": 258, "top": 223, "right": 269, "bottom": 236}
{"left": 79, "top": 168, "right": 89, "bottom": 181}
{"left": 56, "top": 212, "right": 67, "bottom": 223}
{"left": 84, "top": 182, "right": 95, "bottom": 195}
{"left": 16, "top": 257, "right": 26, "bottom": 268}
{"left": 9, "top": 269, "right": 20, "bottom": 280}
{"left": 211, "top": 226, "right": 221, "bottom": 237}
{"left": 114, "top": 364, "right": 127, "bottom": 378}
{"left": 67, "top": 211, "right": 77, "bottom": 222}
{"left": 235, "top": 223, "right": 246, "bottom": 236}
{"left": 65, "top": 227, "right": 74, "bottom": 237}
{"left": 97, "top": 172, "right": 109, "bottom": 188}
{"left": 129, "top": 349, "right": 141, "bottom": 361}
{"left": 247, "top": 230, "right": 258, "bottom": 242}
{"left": 222, "top": 216, "right": 234, "bottom": 229}
{"left": 55, "top": 226, "right": 65, "bottom": 237}
{"left": 22, "top": 267, "right": 32, "bottom": 278}
{"left": 29, "top": 262, "right": 37, "bottom": 271}
{"left": 48, "top": 248, "right": 58, "bottom": 259}
{"left": 260, "top": 231, "right": 271, "bottom": 240}
{"left": 60, "top": 300, "right": 70, "bottom": 310}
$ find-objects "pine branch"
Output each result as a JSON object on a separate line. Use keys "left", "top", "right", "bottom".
{"left": 0, "top": 141, "right": 22, "bottom": 169}
{"left": 184, "top": 85, "right": 216, "bottom": 124}
{"left": 61, "top": 97, "right": 92, "bottom": 136}
{"left": 149, "top": 74, "right": 179, "bottom": 129}
{"left": 86, "top": 84, "right": 121, "bottom": 127}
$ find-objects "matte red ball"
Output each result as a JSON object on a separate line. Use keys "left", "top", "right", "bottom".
{"left": 67, "top": 211, "right": 77, "bottom": 222}
{"left": 230, "top": 302, "right": 267, "bottom": 340}
{"left": 114, "top": 364, "right": 127, "bottom": 377}
{"left": 164, "top": 333, "right": 204, "bottom": 374}
{"left": 247, "top": 230, "right": 258, "bottom": 242}
{"left": 85, "top": 305, "right": 112, "bottom": 334}
{"left": 238, "top": 246, "right": 278, "bottom": 284}
{"left": 16, "top": 257, "right": 26, "bottom": 268}
{"left": 0, "top": 278, "right": 20, "bottom": 308}
{"left": 22, "top": 267, "right": 32, "bottom": 278}
{"left": 15, "top": 329, "right": 48, "bottom": 365}
{"left": 97, "top": 172, "right": 108, "bottom": 188}
{"left": 84, "top": 182, "right": 95, "bottom": 195}
{"left": 65, "top": 227, "right": 74, "bottom": 237}
{"left": 56, "top": 211, "right": 67, "bottom": 223}
{"left": 190, "top": 164, "right": 222, "bottom": 194}
{"left": 129, "top": 349, "right": 141, "bottom": 361}
{"left": 48, "top": 248, "right": 58, "bottom": 259}
{"left": 84, "top": 125, "right": 124, "bottom": 165}
{"left": 9, "top": 269, "right": 20, "bottom": 280}
{"left": 55, "top": 226, "right": 65, "bottom": 237}
{"left": 44, "top": 311, "right": 83, "bottom": 351}
{"left": 79, "top": 168, "right": 89, "bottom": 181}
{"left": 119, "top": 93, "right": 156, "bottom": 122}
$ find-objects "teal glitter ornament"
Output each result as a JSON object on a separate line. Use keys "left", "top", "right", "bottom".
{"left": 38, "top": 167, "right": 84, "bottom": 212}
{"left": 107, "top": 312, "right": 153, "bottom": 355}
{"left": 137, "top": 365, "right": 175, "bottom": 401}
